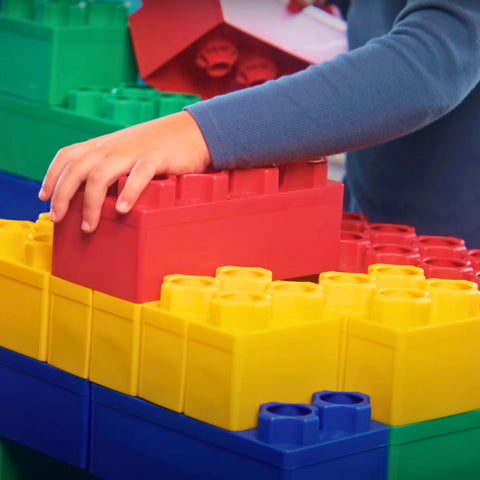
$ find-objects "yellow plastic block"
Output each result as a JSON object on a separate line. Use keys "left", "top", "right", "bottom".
{"left": 90, "top": 291, "right": 142, "bottom": 396}
{"left": 215, "top": 265, "right": 272, "bottom": 293}
{"left": 184, "top": 280, "right": 342, "bottom": 431}
{"left": 342, "top": 279, "right": 480, "bottom": 425}
{"left": 0, "top": 220, "right": 52, "bottom": 360}
{"left": 48, "top": 276, "right": 93, "bottom": 378}
{"left": 367, "top": 263, "right": 426, "bottom": 290}
{"left": 139, "top": 274, "right": 219, "bottom": 411}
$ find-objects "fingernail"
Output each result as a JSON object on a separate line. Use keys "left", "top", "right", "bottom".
{"left": 81, "top": 220, "right": 91, "bottom": 232}
{"left": 38, "top": 188, "right": 45, "bottom": 200}
{"left": 49, "top": 210, "right": 57, "bottom": 222}
{"left": 116, "top": 200, "right": 129, "bottom": 213}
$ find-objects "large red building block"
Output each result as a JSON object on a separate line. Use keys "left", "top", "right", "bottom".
{"left": 52, "top": 161, "right": 343, "bottom": 303}
{"left": 128, "top": 0, "right": 347, "bottom": 98}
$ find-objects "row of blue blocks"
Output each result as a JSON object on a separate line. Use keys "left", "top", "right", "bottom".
{"left": 0, "top": 346, "right": 389, "bottom": 479}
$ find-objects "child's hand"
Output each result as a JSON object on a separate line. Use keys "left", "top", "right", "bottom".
{"left": 39, "top": 111, "right": 211, "bottom": 233}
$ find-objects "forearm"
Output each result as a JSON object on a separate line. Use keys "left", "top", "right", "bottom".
{"left": 187, "top": 0, "right": 480, "bottom": 170}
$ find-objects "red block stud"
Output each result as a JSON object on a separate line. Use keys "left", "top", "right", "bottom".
{"left": 421, "top": 257, "right": 475, "bottom": 281}
{"left": 415, "top": 235, "right": 467, "bottom": 259}
{"left": 365, "top": 223, "right": 416, "bottom": 246}
{"left": 364, "top": 244, "right": 422, "bottom": 272}
{"left": 466, "top": 249, "right": 480, "bottom": 272}
{"left": 341, "top": 212, "right": 368, "bottom": 233}
{"left": 338, "top": 231, "right": 371, "bottom": 273}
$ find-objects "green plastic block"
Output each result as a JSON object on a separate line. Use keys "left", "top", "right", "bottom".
{"left": 388, "top": 408, "right": 480, "bottom": 480}
{"left": 0, "top": 86, "right": 200, "bottom": 182}
{"left": 0, "top": 1, "right": 137, "bottom": 105}
{"left": 0, "top": 437, "right": 99, "bottom": 480}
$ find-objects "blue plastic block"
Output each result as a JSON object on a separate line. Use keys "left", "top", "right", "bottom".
{"left": 90, "top": 386, "right": 389, "bottom": 480}
{"left": 0, "top": 347, "right": 91, "bottom": 469}
{"left": 0, "top": 170, "right": 49, "bottom": 221}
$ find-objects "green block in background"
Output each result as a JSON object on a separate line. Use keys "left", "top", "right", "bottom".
{"left": 388, "top": 408, "right": 480, "bottom": 480}
{"left": 0, "top": 437, "right": 99, "bottom": 480}
{"left": 0, "top": 86, "right": 200, "bottom": 183}
{"left": 0, "top": 0, "right": 138, "bottom": 105}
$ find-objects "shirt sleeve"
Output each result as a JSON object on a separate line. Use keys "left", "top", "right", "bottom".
{"left": 186, "top": 0, "right": 480, "bottom": 171}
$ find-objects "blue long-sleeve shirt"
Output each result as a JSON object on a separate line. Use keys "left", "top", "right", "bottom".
{"left": 187, "top": 0, "right": 480, "bottom": 247}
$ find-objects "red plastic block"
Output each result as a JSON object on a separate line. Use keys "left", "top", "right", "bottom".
{"left": 52, "top": 161, "right": 343, "bottom": 303}
{"left": 128, "top": 0, "right": 347, "bottom": 98}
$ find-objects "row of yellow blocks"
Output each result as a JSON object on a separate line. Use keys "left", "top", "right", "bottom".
{"left": 1, "top": 215, "right": 480, "bottom": 432}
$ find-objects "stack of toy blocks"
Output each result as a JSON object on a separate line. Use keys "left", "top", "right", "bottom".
{"left": 0, "top": 0, "right": 200, "bottom": 221}
{"left": 2, "top": 207, "right": 480, "bottom": 477}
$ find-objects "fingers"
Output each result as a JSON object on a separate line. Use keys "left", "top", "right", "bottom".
{"left": 116, "top": 156, "right": 158, "bottom": 214}
{"left": 39, "top": 141, "right": 95, "bottom": 201}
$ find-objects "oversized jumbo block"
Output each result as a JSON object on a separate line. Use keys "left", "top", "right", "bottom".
{"left": 184, "top": 277, "right": 342, "bottom": 430}
{"left": 52, "top": 161, "right": 344, "bottom": 303}
{"left": 0, "top": 0, "right": 137, "bottom": 104}
{"left": 0, "top": 87, "right": 199, "bottom": 183}
{"left": 0, "top": 347, "right": 91, "bottom": 469}
{"left": 0, "top": 217, "right": 53, "bottom": 360}
{"left": 90, "top": 385, "right": 389, "bottom": 480}
{"left": 388, "top": 408, "right": 480, "bottom": 480}
{"left": 341, "top": 277, "right": 480, "bottom": 425}
{"left": 129, "top": 0, "right": 347, "bottom": 98}
{"left": 47, "top": 276, "right": 93, "bottom": 379}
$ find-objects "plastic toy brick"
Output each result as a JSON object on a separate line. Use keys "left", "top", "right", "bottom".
{"left": 388, "top": 408, "right": 480, "bottom": 480}
{"left": 0, "top": 1, "right": 137, "bottom": 104}
{"left": 0, "top": 346, "right": 90, "bottom": 469}
{"left": 90, "top": 385, "right": 389, "bottom": 480}
{"left": 0, "top": 170, "right": 49, "bottom": 221}
{"left": 139, "top": 274, "right": 220, "bottom": 412}
{"left": 340, "top": 277, "right": 480, "bottom": 425}
{"left": 89, "top": 291, "right": 142, "bottom": 396}
{"left": 0, "top": 216, "right": 53, "bottom": 360}
{"left": 129, "top": 0, "right": 347, "bottom": 99}
{"left": 183, "top": 279, "right": 341, "bottom": 430}
{"left": 52, "top": 161, "right": 343, "bottom": 303}
{"left": 0, "top": 87, "right": 199, "bottom": 183}
{"left": 47, "top": 276, "right": 93, "bottom": 379}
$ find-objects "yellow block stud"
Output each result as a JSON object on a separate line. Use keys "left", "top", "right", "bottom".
{"left": 185, "top": 285, "right": 342, "bottom": 431}
{"left": 343, "top": 284, "right": 480, "bottom": 425}
{"left": 215, "top": 265, "right": 272, "bottom": 293}
{"left": 368, "top": 263, "right": 426, "bottom": 290}
{"left": 48, "top": 276, "right": 93, "bottom": 378}
{"left": 90, "top": 291, "right": 142, "bottom": 396}
{"left": 426, "top": 278, "right": 480, "bottom": 323}
{"left": 0, "top": 220, "right": 51, "bottom": 360}
{"left": 139, "top": 274, "right": 219, "bottom": 411}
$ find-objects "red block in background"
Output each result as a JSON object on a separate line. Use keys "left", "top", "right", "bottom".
{"left": 128, "top": 0, "right": 347, "bottom": 99}
{"left": 52, "top": 160, "right": 343, "bottom": 304}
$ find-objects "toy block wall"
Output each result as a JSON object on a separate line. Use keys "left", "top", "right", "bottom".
{"left": 52, "top": 160, "right": 344, "bottom": 303}
{"left": 0, "top": 0, "right": 137, "bottom": 105}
